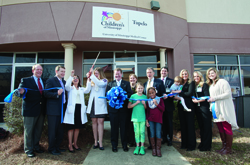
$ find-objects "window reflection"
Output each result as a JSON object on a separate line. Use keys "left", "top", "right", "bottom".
{"left": 217, "top": 55, "right": 238, "bottom": 64}
{"left": 194, "top": 55, "right": 215, "bottom": 64}
{"left": 14, "top": 67, "right": 32, "bottom": 89}
{"left": 41, "top": 65, "right": 62, "bottom": 80}
{"left": 241, "top": 67, "right": 250, "bottom": 95}
{"left": 0, "top": 66, "right": 12, "bottom": 102}
{"left": 218, "top": 66, "right": 241, "bottom": 97}
{"left": 138, "top": 64, "right": 160, "bottom": 83}
{"left": 116, "top": 53, "right": 135, "bottom": 62}
{"left": 15, "top": 54, "right": 36, "bottom": 63}
{"left": 83, "top": 52, "right": 113, "bottom": 63}
{"left": 0, "top": 53, "right": 13, "bottom": 63}
{"left": 194, "top": 66, "right": 215, "bottom": 80}
{"left": 240, "top": 56, "right": 250, "bottom": 65}
{"left": 38, "top": 52, "right": 64, "bottom": 63}
{"left": 116, "top": 65, "right": 135, "bottom": 82}
{"left": 137, "top": 52, "right": 159, "bottom": 62}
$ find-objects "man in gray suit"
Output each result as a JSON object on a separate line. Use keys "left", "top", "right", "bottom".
{"left": 15, "top": 64, "right": 46, "bottom": 158}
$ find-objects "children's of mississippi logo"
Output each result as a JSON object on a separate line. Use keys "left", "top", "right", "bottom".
{"left": 101, "top": 11, "right": 124, "bottom": 30}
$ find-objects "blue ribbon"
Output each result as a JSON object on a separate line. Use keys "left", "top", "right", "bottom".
{"left": 103, "top": 86, "right": 128, "bottom": 109}
{"left": 192, "top": 96, "right": 217, "bottom": 119}
{"left": 99, "top": 90, "right": 178, "bottom": 102}
{"left": 4, "top": 87, "right": 62, "bottom": 103}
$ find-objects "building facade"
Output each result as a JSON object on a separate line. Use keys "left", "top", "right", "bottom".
{"left": 0, "top": 0, "right": 250, "bottom": 122}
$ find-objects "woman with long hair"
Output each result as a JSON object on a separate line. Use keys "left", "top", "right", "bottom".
{"left": 206, "top": 67, "right": 238, "bottom": 155}
{"left": 86, "top": 67, "right": 108, "bottom": 150}
{"left": 192, "top": 71, "right": 212, "bottom": 151}
{"left": 64, "top": 70, "right": 90, "bottom": 153}
{"left": 176, "top": 69, "right": 196, "bottom": 151}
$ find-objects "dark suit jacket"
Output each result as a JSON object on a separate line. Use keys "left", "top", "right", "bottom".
{"left": 143, "top": 78, "right": 165, "bottom": 97}
{"left": 44, "top": 76, "right": 66, "bottom": 116}
{"left": 106, "top": 80, "right": 132, "bottom": 113}
{"left": 15, "top": 76, "right": 46, "bottom": 117}
{"left": 159, "top": 77, "right": 175, "bottom": 111}
{"left": 179, "top": 81, "right": 195, "bottom": 109}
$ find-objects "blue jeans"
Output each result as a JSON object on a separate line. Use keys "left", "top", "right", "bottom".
{"left": 148, "top": 121, "right": 162, "bottom": 139}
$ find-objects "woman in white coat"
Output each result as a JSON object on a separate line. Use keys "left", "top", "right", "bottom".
{"left": 64, "top": 70, "right": 91, "bottom": 153}
{"left": 86, "top": 67, "right": 108, "bottom": 150}
{"left": 206, "top": 67, "right": 238, "bottom": 155}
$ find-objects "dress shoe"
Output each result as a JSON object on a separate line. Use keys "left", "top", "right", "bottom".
{"left": 167, "top": 141, "right": 172, "bottom": 146}
{"left": 99, "top": 147, "right": 104, "bottom": 150}
{"left": 199, "top": 148, "right": 211, "bottom": 152}
{"left": 26, "top": 153, "right": 35, "bottom": 158}
{"left": 73, "top": 146, "right": 81, "bottom": 151}
{"left": 123, "top": 146, "right": 129, "bottom": 152}
{"left": 49, "top": 150, "right": 61, "bottom": 155}
{"left": 186, "top": 148, "right": 195, "bottom": 151}
{"left": 112, "top": 147, "right": 118, "bottom": 152}
{"left": 68, "top": 148, "right": 75, "bottom": 153}
{"left": 34, "top": 149, "right": 44, "bottom": 153}
{"left": 56, "top": 148, "right": 66, "bottom": 152}
{"left": 93, "top": 143, "right": 99, "bottom": 149}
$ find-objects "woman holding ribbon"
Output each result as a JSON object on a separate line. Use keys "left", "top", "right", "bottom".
{"left": 206, "top": 67, "right": 238, "bottom": 155}
{"left": 64, "top": 70, "right": 90, "bottom": 153}
{"left": 86, "top": 67, "right": 108, "bottom": 150}
{"left": 176, "top": 69, "right": 196, "bottom": 151}
{"left": 192, "top": 71, "right": 212, "bottom": 151}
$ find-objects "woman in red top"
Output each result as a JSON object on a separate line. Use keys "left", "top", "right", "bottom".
{"left": 146, "top": 87, "right": 165, "bottom": 157}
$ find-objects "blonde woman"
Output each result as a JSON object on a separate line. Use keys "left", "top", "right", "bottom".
{"left": 206, "top": 68, "right": 238, "bottom": 155}
{"left": 192, "top": 71, "right": 212, "bottom": 151}
{"left": 86, "top": 67, "right": 108, "bottom": 150}
{"left": 176, "top": 69, "right": 196, "bottom": 151}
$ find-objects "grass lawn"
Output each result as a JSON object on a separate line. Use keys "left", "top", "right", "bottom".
{"left": 0, "top": 128, "right": 93, "bottom": 165}
{"left": 173, "top": 127, "right": 250, "bottom": 165}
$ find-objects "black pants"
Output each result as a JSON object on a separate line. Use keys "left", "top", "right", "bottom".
{"left": 194, "top": 105, "right": 212, "bottom": 150}
{"left": 109, "top": 112, "right": 127, "bottom": 148}
{"left": 178, "top": 104, "right": 196, "bottom": 150}
{"left": 162, "top": 110, "right": 173, "bottom": 142}
{"left": 47, "top": 115, "right": 64, "bottom": 152}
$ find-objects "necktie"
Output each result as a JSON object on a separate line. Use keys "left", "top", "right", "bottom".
{"left": 117, "top": 81, "right": 120, "bottom": 86}
{"left": 59, "top": 80, "right": 66, "bottom": 104}
{"left": 37, "top": 78, "right": 43, "bottom": 95}
{"left": 147, "top": 79, "right": 151, "bottom": 91}
{"left": 162, "top": 78, "right": 165, "bottom": 85}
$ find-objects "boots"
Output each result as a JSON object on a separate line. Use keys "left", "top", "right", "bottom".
{"left": 150, "top": 138, "right": 156, "bottom": 156}
{"left": 216, "top": 132, "right": 226, "bottom": 153}
{"left": 220, "top": 134, "right": 233, "bottom": 155}
{"left": 156, "top": 138, "right": 162, "bottom": 157}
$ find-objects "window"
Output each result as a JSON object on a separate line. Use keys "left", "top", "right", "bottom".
{"left": 194, "top": 54, "right": 250, "bottom": 96}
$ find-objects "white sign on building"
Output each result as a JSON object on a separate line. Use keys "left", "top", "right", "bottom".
{"left": 92, "top": 6, "right": 155, "bottom": 42}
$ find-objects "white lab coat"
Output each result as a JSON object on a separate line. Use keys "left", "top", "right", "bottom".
{"left": 85, "top": 74, "right": 108, "bottom": 115}
{"left": 63, "top": 76, "right": 91, "bottom": 124}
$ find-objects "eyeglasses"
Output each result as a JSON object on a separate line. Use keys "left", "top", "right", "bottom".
{"left": 73, "top": 77, "right": 79, "bottom": 79}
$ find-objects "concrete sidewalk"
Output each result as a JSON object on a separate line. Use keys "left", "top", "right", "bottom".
{"left": 83, "top": 122, "right": 191, "bottom": 165}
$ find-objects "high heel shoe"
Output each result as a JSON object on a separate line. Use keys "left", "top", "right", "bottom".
{"left": 73, "top": 146, "right": 81, "bottom": 151}
{"left": 68, "top": 146, "right": 75, "bottom": 153}
{"left": 93, "top": 142, "right": 99, "bottom": 149}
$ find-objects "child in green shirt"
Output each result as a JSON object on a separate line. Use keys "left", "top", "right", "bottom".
{"left": 128, "top": 82, "right": 147, "bottom": 155}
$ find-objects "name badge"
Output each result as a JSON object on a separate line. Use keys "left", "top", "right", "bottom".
{"left": 197, "top": 87, "right": 202, "bottom": 92}
{"left": 166, "top": 88, "right": 170, "bottom": 93}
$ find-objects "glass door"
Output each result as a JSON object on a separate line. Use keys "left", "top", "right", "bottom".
{"left": 11, "top": 66, "right": 33, "bottom": 91}
{"left": 115, "top": 63, "right": 136, "bottom": 82}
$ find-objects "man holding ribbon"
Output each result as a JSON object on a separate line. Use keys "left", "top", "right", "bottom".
{"left": 15, "top": 64, "right": 46, "bottom": 158}
{"left": 106, "top": 68, "right": 132, "bottom": 152}
{"left": 44, "top": 65, "right": 66, "bottom": 155}
{"left": 159, "top": 66, "right": 175, "bottom": 146}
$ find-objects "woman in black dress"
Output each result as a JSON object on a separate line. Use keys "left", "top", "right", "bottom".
{"left": 176, "top": 69, "right": 196, "bottom": 151}
{"left": 192, "top": 71, "right": 212, "bottom": 151}
{"left": 64, "top": 70, "right": 90, "bottom": 152}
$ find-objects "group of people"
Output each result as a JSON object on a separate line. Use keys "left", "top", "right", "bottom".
{"left": 16, "top": 64, "right": 238, "bottom": 158}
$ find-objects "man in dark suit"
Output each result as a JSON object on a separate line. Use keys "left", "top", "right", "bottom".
{"left": 143, "top": 67, "right": 165, "bottom": 149}
{"left": 15, "top": 64, "right": 46, "bottom": 158}
{"left": 44, "top": 65, "right": 66, "bottom": 155}
{"left": 106, "top": 68, "right": 132, "bottom": 152}
{"left": 160, "top": 66, "right": 175, "bottom": 146}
